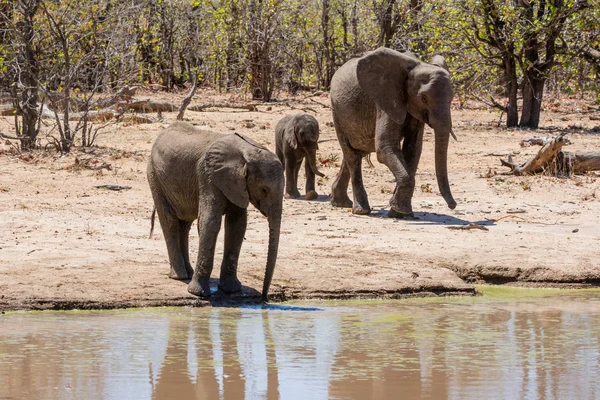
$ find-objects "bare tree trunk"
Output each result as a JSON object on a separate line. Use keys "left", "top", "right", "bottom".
{"left": 16, "top": 0, "right": 41, "bottom": 151}
{"left": 320, "top": 0, "right": 335, "bottom": 89}
{"left": 248, "top": 0, "right": 263, "bottom": 100}
{"left": 504, "top": 50, "right": 519, "bottom": 128}
{"left": 520, "top": 74, "right": 545, "bottom": 128}
{"left": 377, "top": 0, "right": 397, "bottom": 48}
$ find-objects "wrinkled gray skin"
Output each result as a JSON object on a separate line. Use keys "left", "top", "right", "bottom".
{"left": 275, "top": 114, "right": 325, "bottom": 200}
{"left": 147, "top": 122, "right": 284, "bottom": 301}
{"left": 329, "top": 47, "right": 457, "bottom": 217}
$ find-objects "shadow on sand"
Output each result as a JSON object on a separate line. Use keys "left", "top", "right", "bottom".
{"left": 365, "top": 207, "right": 497, "bottom": 227}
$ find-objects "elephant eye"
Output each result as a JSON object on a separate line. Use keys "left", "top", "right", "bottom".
{"left": 421, "top": 95, "right": 428, "bottom": 105}
{"left": 261, "top": 187, "right": 269, "bottom": 196}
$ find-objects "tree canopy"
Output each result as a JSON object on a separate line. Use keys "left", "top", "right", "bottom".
{"left": 1, "top": 0, "right": 599, "bottom": 150}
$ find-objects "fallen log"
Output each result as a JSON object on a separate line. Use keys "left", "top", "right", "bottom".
{"left": 501, "top": 134, "right": 600, "bottom": 176}
{"left": 501, "top": 135, "right": 569, "bottom": 175}
{"left": 187, "top": 103, "right": 257, "bottom": 112}
{"left": 122, "top": 100, "right": 179, "bottom": 113}
{"left": 562, "top": 151, "right": 600, "bottom": 175}
{"left": 69, "top": 110, "right": 115, "bottom": 122}
{"left": 119, "top": 114, "right": 156, "bottom": 124}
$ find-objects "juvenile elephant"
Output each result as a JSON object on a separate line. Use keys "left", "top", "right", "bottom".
{"left": 147, "top": 122, "right": 284, "bottom": 301}
{"left": 275, "top": 114, "right": 325, "bottom": 200}
{"left": 329, "top": 47, "right": 457, "bottom": 217}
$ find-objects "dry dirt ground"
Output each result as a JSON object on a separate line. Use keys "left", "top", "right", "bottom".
{"left": 1, "top": 89, "right": 599, "bottom": 311}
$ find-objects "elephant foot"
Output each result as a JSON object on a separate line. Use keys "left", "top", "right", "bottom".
{"left": 187, "top": 276, "right": 211, "bottom": 298}
{"left": 284, "top": 191, "right": 301, "bottom": 199}
{"left": 218, "top": 277, "right": 242, "bottom": 294}
{"left": 305, "top": 190, "right": 318, "bottom": 201}
{"left": 330, "top": 194, "right": 353, "bottom": 208}
{"left": 388, "top": 208, "right": 416, "bottom": 219}
{"left": 352, "top": 205, "right": 371, "bottom": 215}
{"left": 168, "top": 267, "right": 191, "bottom": 280}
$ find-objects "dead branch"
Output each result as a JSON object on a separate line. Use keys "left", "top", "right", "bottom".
{"left": 282, "top": 102, "right": 318, "bottom": 114}
{"left": 0, "top": 132, "right": 22, "bottom": 140}
{"left": 501, "top": 134, "right": 600, "bottom": 176}
{"left": 307, "top": 97, "right": 331, "bottom": 109}
{"left": 187, "top": 102, "right": 257, "bottom": 112}
{"left": 501, "top": 134, "right": 570, "bottom": 175}
{"left": 520, "top": 136, "right": 571, "bottom": 147}
{"left": 485, "top": 215, "right": 525, "bottom": 223}
{"left": 177, "top": 75, "right": 198, "bottom": 120}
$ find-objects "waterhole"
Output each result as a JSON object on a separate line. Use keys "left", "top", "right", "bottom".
{"left": 1, "top": 286, "right": 599, "bottom": 399}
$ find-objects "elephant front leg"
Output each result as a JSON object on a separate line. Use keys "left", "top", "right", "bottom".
{"left": 375, "top": 114, "right": 414, "bottom": 217}
{"left": 304, "top": 156, "right": 318, "bottom": 200}
{"left": 188, "top": 210, "right": 222, "bottom": 298}
{"left": 388, "top": 121, "right": 424, "bottom": 219}
{"left": 218, "top": 207, "right": 247, "bottom": 294}
{"left": 284, "top": 156, "right": 301, "bottom": 199}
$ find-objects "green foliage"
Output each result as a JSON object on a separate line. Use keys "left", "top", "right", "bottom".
{"left": 1, "top": 0, "right": 598, "bottom": 119}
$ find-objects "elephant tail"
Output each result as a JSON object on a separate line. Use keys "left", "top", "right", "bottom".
{"left": 364, "top": 153, "right": 375, "bottom": 168}
{"left": 149, "top": 207, "right": 156, "bottom": 239}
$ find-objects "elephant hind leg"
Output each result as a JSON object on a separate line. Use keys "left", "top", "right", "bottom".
{"left": 330, "top": 158, "right": 353, "bottom": 208}
{"left": 179, "top": 220, "right": 194, "bottom": 278}
{"left": 331, "top": 143, "right": 370, "bottom": 214}
{"left": 154, "top": 200, "right": 193, "bottom": 280}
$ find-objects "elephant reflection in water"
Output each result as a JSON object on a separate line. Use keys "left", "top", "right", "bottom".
{"left": 152, "top": 310, "right": 341, "bottom": 400}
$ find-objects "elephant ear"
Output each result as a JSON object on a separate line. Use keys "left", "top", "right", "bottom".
{"left": 430, "top": 55, "right": 450, "bottom": 73}
{"left": 204, "top": 135, "right": 249, "bottom": 209}
{"left": 284, "top": 119, "right": 298, "bottom": 150}
{"left": 356, "top": 47, "right": 420, "bottom": 125}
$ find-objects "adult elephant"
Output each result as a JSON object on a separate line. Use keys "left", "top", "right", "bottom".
{"left": 147, "top": 122, "right": 284, "bottom": 301}
{"left": 329, "top": 47, "right": 457, "bottom": 217}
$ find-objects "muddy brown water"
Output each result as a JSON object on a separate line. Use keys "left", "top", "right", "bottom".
{"left": 1, "top": 287, "right": 600, "bottom": 400}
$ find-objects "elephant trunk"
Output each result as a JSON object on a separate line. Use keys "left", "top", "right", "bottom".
{"left": 304, "top": 148, "right": 325, "bottom": 177}
{"left": 434, "top": 129, "right": 457, "bottom": 209}
{"left": 262, "top": 207, "right": 282, "bottom": 302}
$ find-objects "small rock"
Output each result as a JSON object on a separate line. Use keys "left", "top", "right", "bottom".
{"left": 572, "top": 228, "right": 579, "bottom": 233}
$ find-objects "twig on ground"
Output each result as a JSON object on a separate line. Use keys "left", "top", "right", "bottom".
{"left": 485, "top": 215, "right": 525, "bottom": 223}
{"left": 447, "top": 223, "right": 489, "bottom": 231}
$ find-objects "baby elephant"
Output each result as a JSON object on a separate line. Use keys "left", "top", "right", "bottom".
{"left": 147, "top": 122, "right": 284, "bottom": 301}
{"left": 275, "top": 114, "right": 325, "bottom": 200}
